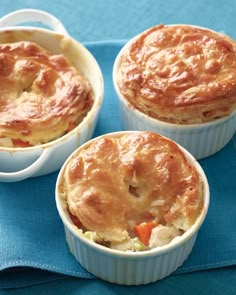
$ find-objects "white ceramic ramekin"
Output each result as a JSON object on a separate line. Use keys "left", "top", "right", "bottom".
{"left": 55, "top": 131, "right": 210, "bottom": 285}
{"left": 112, "top": 25, "right": 236, "bottom": 160}
{"left": 0, "top": 9, "right": 104, "bottom": 182}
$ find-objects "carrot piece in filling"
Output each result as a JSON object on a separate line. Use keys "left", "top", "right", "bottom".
{"left": 134, "top": 221, "right": 156, "bottom": 246}
{"left": 12, "top": 139, "right": 32, "bottom": 147}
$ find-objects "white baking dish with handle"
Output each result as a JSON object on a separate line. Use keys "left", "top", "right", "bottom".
{"left": 0, "top": 9, "right": 104, "bottom": 182}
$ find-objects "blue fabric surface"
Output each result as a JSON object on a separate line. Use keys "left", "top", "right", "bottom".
{"left": 0, "top": 40, "right": 235, "bottom": 289}
{"left": 1, "top": 0, "right": 236, "bottom": 44}
{"left": 1, "top": 267, "right": 236, "bottom": 295}
{"left": 0, "top": 0, "right": 236, "bottom": 293}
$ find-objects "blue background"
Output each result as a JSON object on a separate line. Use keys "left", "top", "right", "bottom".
{"left": 0, "top": 0, "right": 236, "bottom": 294}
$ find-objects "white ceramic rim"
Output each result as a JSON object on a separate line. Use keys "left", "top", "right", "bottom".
{"left": 114, "top": 84, "right": 236, "bottom": 133}
{"left": 55, "top": 130, "right": 210, "bottom": 259}
{"left": 0, "top": 9, "right": 69, "bottom": 35}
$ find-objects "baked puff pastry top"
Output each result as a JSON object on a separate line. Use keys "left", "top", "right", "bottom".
{"left": 61, "top": 132, "right": 204, "bottom": 250}
{"left": 116, "top": 25, "right": 236, "bottom": 124}
{"left": 0, "top": 41, "right": 93, "bottom": 147}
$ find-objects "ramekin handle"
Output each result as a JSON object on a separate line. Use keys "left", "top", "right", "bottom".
{"left": 0, "top": 149, "right": 51, "bottom": 182}
{"left": 0, "top": 9, "right": 68, "bottom": 35}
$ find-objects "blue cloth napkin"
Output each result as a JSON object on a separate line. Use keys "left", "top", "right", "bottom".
{"left": 0, "top": 41, "right": 235, "bottom": 289}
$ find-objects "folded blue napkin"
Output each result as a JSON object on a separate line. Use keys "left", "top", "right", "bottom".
{"left": 0, "top": 41, "right": 235, "bottom": 289}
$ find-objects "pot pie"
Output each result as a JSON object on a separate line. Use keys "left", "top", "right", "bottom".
{"left": 116, "top": 24, "right": 236, "bottom": 124}
{"left": 60, "top": 131, "right": 204, "bottom": 251}
{"left": 0, "top": 41, "right": 93, "bottom": 148}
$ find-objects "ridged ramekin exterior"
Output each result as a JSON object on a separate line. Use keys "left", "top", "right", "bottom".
{"left": 64, "top": 225, "right": 197, "bottom": 285}
{"left": 55, "top": 131, "right": 210, "bottom": 285}
{"left": 118, "top": 97, "right": 236, "bottom": 160}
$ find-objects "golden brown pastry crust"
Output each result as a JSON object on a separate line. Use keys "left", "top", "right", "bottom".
{"left": 116, "top": 25, "right": 236, "bottom": 124}
{"left": 62, "top": 132, "right": 203, "bottom": 242}
{"left": 0, "top": 41, "right": 93, "bottom": 147}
